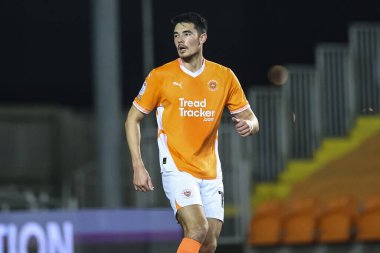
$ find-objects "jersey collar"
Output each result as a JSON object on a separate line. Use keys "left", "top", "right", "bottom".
{"left": 178, "top": 58, "right": 206, "bottom": 78}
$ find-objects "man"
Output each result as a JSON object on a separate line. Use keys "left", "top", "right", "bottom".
{"left": 126, "top": 12, "right": 259, "bottom": 253}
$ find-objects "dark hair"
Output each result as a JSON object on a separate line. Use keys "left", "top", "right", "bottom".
{"left": 171, "top": 12, "right": 208, "bottom": 35}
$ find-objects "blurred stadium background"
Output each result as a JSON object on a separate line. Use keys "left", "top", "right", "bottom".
{"left": 1, "top": 0, "right": 380, "bottom": 253}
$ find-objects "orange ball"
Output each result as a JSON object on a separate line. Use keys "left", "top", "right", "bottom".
{"left": 268, "top": 65, "right": 289, "bottom": 85}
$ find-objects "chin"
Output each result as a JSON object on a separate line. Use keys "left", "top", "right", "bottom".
{"left": 179, "top": 54, "right": 195, "bottom": 62}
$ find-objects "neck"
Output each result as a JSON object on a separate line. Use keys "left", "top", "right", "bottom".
{"left": 180, "top": 53, "right": 204, "bottom": 72}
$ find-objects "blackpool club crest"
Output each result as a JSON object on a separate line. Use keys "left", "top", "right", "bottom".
{"left": 207, "top": 80, "right": 218, "bottom": 91}
{"left": 182, "top": 189, "right": 192, "bottom": 198}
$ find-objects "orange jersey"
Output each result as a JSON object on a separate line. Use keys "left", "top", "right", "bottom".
{"left": 133, "top": 59, "right": 250, "bottom": 179}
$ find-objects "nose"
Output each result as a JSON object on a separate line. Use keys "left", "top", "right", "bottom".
{"left": 177, "top": 34, "right": 184, "bottom": 43}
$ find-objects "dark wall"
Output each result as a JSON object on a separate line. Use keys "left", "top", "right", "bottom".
{"left": 1, "top": 0, "right": 379, "bottom": 108}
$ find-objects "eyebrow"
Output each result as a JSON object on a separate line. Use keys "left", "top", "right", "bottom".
{"left": 173, "top": 30, "right": 193, "bottom": 35}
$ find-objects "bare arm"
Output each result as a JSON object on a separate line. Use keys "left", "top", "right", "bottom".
{"left": 231, "top": 108, "right": 259, "bottom": 137}
{"left": 125, "top": 105, "right": 154, "bottom": 192}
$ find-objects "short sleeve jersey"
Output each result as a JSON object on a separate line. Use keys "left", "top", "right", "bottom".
{"left": 133, "top": 59, "right": 250, "bottom": 179}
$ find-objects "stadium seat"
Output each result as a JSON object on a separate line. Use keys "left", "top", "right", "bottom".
{"left": 282, "top": 197, "right": 320, "bottom": 245}
{"left": 317, "top": 195, "right": 359, "bottom": 243}
{"left": 356, "top": 195, "right": 380, "bottom": 241}
{"left": 249, "top": 199, "right": 284, "bottom": 246}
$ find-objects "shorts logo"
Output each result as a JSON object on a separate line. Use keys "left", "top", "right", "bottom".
{"left": 137, "top": 81, "right": 147, "bottom": 100}
{"left": 182, "top": 189, "right": 192, "bottom": 198}
{"left": 208, "top": 80, "right": 218, "bottom": 91}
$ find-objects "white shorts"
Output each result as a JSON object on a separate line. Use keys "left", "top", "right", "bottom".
{"left": 162, "top": 170, "right": 224, "bottom": 222}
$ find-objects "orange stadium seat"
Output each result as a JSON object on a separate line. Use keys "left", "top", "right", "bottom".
{"left": 249, "top": 199, "right": 284, "bottom": 246}
{"left": 356, "top": 195, "right": 380, "bottom": 241}
{"left": 317, "top": 195, "right": 359, "bottom": 243}
{"left": 282, "top": 197, "right": 320, "bottom": 245}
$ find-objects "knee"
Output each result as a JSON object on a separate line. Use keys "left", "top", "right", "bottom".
{"left": 200, "top": 238, "right": 217, "bottom": 253}
{"left": 185, "top": 221, "right": 209, "bottom": 242}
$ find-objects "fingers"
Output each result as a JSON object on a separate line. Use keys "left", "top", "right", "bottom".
{"left": 133, "top": 167, "right": 155, "bottom": 192}
{"left": 134, "top": 184, "right": 153, "bottom": 192}
{"left": 233, "top": 119, "right": 252, "bottom": 136}
{"left": 236, "top": 125, "right": 251, "bottom": 136}
{"left": 134, "top": 178, "right": 154, "bottom": 192}
{"left": 148, "top": 178, "right": 154, "bottom": 191}
{"left": 238, "top": 127, "right": 251, "bottom": 137}
{"left": 134, "top": 183, "right": 154, "bottom": 192}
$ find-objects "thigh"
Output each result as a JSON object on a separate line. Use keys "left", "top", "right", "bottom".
{"left": 177, "top": 204, "right": 208, "bottom": 234}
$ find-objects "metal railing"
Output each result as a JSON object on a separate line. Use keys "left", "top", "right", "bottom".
{"left": 249, "top": 86, "right": 288, "bottom": 181}
{"left": 316, "top": 43, "right": 356, "bottom": 136}
{"left": 285, "top": 65, "right": 322, "bottom": 159}
{"left": 349, "top": 23, "right": 380, "bottom": 114}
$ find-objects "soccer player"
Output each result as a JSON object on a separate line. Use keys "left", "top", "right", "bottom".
{"left": 126, "top": 12, "right": 259, "bottom": 253}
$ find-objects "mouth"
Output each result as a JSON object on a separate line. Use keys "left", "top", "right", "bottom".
{"left": 178, "top": 45, "right": 187, "bottom": 53}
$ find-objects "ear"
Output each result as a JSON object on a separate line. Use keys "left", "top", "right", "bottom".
{"left": 199, "top": 33, "right": 207, "bottom": 45}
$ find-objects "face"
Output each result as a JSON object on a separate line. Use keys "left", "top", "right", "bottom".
{"left": 173, "top": 22, "right": 206, "bottom": 60}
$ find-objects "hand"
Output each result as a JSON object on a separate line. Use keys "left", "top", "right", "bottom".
{"left": 133, "top": 165, "right": 154, "bottom": 192}
{"left": 232, "top": 117, "right": 252, "bottom": 137}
